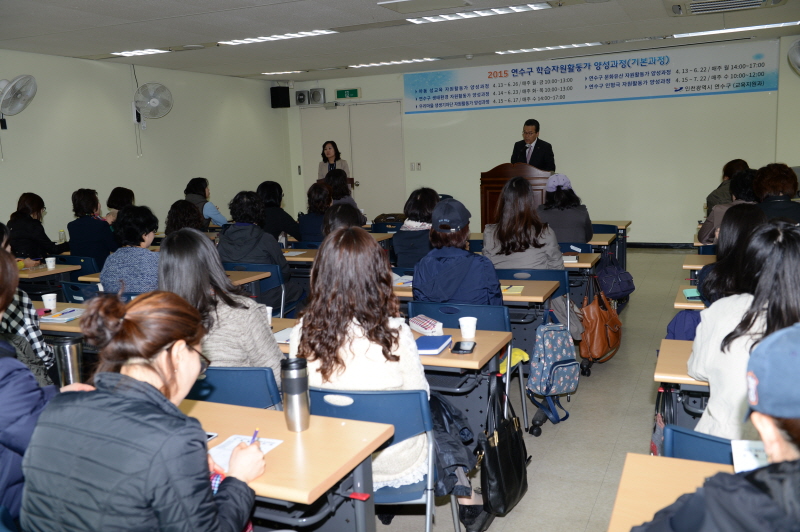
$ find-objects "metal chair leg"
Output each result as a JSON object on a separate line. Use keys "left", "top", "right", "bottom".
{"left": 450, "top": 495, "right": 461, "bottom": 532}
{"left": 518, "top": 361, "right": 529, "bottom": 427}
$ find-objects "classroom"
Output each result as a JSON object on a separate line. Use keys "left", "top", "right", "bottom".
{"left": 2, "top": 0, "right": 800, "bottom": 530}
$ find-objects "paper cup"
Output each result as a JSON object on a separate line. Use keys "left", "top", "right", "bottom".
{"left": 42, "top": 293, "right": 58, "bottom": 310}
{"left": 265, "top": 306, "right": 273, "bottom": 326}
{"left": 45, "top": 257, "right": 56, "bottom": 270}
{"left": 458, "top": 317, "right": 477, "bottom": 339}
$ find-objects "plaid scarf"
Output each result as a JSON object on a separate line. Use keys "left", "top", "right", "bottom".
{"left": 0, "top": 289, "right": 55, "bottom": 369}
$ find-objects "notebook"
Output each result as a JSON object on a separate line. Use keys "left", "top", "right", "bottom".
{"left": 209, "top": 435, "right": 282, "bottom": 472}
{"left": 40, "top": 308, "right": 85, "bottom": 323}
{"left": 501, "top": 285, "right": 523, "bottom": 295}
{"left": 415, "top": 335, "right": 452, "bottom": 355}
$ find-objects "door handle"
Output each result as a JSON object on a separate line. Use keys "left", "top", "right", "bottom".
{"left": 354, "top": 180, "right": 360, "bottom": 187}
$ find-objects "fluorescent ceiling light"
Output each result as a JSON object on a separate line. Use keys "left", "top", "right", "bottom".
{"left": 262, "top": 71, "right": 305, "bottom": 75}
{"left": 111, "top": 49, "right": 170, "bottom": 57}
{"left": 220, "top": 30, "right": 337, "bottom": 46}
{"left": 496, "top": 42, "right": 602, "bottom": 54}
{"left": 349, "top": 57, "right": 440, "bottom": 68}
{"left": 674, "top": 20, "right": 800, "bottom": 38}
{"left": 408, "top": 3, "right": 550, "bottom": 24}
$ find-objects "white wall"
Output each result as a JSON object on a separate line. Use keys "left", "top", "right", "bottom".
{"left": 290, "top": 35, "right": 800, "bottom": 243}
{"left": 0, "top": 49, "right": 292, "bottom": 238}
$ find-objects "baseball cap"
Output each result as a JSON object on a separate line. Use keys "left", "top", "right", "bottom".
{"left": 431, "top": 198, "right": 471, "bottom": 233}
{"left": 745, "top": 323, "right": 800, "bottom": 419}
{"left": 545, "top": 173, "right": 572, "bottom": 193}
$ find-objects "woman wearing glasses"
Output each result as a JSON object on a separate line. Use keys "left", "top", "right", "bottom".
{"left": 21, "top": 291, "right": 266, "bottom": 531}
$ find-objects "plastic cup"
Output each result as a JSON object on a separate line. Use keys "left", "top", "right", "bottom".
{"left": 45, "top": 257, "right": 56, "bottom": 270}
{"left": 42, "top": 293, "right": 58, "bottom": 310}
{"left": 265, "top": 306, "right": 273, "bottom": 326}
{"left": 458, "top": 317, "right": 477, "bottom": 339}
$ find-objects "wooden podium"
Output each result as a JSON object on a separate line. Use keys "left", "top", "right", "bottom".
{"left": 479, "top": 163, "right": 552, "bottom": 231}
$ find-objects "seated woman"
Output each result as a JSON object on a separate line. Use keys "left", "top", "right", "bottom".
{"left": 754, "top": 163, "right": 800, "bottom": 222}
{"left": 100, "top": 205, "right": 160, "bottom": 294}
{"left": 392, "top": 188, "right": 438, "bottom": 268}
{"left": 217, "top": 191, "right": 303, "bottom": 311}
{"left": 483, "top": 176, "right": 563, "bottom": 270}
{"left": 536, "top": 174, "right": 593, "bottom": 243}
{"left": 413, "top": 198, "right": 502, "bottom": 306}
{"left": 697, "top": 203, "right": 766, "bottom": 306}
{"left": 689, "top": 220, "right": 800, "bottom": 440}
{"left": 67, "top": 188, "right": 118, "bottom": 269}
{"left": 0, "top": 248, "right": 93, "bottom": 521}
{"left": 697, "top": 169, "right": 757, "bottom": 245}
{"left": 104, "top": 187, "right": 135, "bottom": 224}
{"left": 290, "top": 227, "right": 429, "bottom": 489}
{"left": 322, "top": 203, "right": 362, "bottom": 236}
{"left": 298, "top": 182, "right": 332, "bottom": 242}
{"left": 184, "top": 177, "right": 228, "bottom": 229}
{"left": 21, "top": 291, "right": 265, "bottom": 531}
{"left": 159, "top": 228, "right": 283, "bottom": 387}
{"left": 257, "top": 180, "right": 301, "bottom": 241}
{"left": 164, "top": 199, "right": 205, "bottom": 235}
{"left": 7, "top": 192, "right": 68, "bottom": 262}
{"left": 324, "top": 169, "right": 367, "bottom": 226}
{"left": 635, "top": 325, "right": 800, "bottom": 530}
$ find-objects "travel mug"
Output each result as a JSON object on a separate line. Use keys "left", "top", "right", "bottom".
{"left": 281, "top": 358, "right": 310, "bottom": 432}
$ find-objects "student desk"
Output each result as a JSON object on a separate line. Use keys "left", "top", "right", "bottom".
{"left": 78, "top": 270, "right": 269, "bottom": 287}
{"left": 655, "top": 339, "right": 709, "bottom": 429}
{"left": 564, "top": 253, "right": 601, "bottom": 304}
{"left": 683, "top": 255, "right": 715, "bottom": 285}
{"left": 674, "top": 285, "right": 706, "bottom": 310}
{"left": 595, "top": 220, "right": 631, "bottom": 270}
{"left": 180, "top": 400, "right": 392, "bottom": 532}
{"left": 392, "top": 279, "right": 559, "bottom": 304}
{"left": 608, "top": 453, "right": 733, "bottom": 532}
{"left": 655, "top": 339, "right": 708, "bottom": 388}
{"left": 19, "top": 264, "right": 80, "bottom": 282}
{"left": 288, "top": 233, "right": 392, "bottom": 243}
{"left": 35, "top": 301, "right": 85, "bottom": 335}
{"left": 283, "top": 249, "right": 318, "bottom": 263}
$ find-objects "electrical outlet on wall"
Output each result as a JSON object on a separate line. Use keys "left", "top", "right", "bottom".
{"left": 416, "top": 163, "right": 421, "bottom": 171}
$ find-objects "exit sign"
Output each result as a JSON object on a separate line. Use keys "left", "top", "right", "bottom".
{"left": 336, "top": 88, "right": 361, "bottom": 99}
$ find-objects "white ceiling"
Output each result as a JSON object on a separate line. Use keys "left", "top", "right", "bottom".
{"left": 1, "top": 0, "right": 799, "bottom": 81}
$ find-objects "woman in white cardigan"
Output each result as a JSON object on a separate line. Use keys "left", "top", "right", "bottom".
{"left": 317, "top": 140, "right": 350, "bottom": 181}
{"left": 688, "top": 220, "right": 800, "bottom": 440}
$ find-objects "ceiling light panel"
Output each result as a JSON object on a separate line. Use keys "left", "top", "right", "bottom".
{"left": 111, "top": 49, "right": 170, "bottom": 57}
{"left": 673, "top": 20, "right": 800, "bottom": 38}
{"left": 219, "top": 29, "right": 337, "bottom": 46}
{"left": 262, "top": 71, "right": 305, "bottom": 75}
{"left": 349, "top": 57, "right": 440, "bottom": 68}
{"left": 408, "top": 3, "right": 550, "bottom": 24}
{"left": 496, "top": 41, "right": 602, "bottom": 54}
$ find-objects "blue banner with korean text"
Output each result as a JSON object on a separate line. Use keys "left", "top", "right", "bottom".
{"left": 403, "top": 40, "right": 779, "bottom": 114}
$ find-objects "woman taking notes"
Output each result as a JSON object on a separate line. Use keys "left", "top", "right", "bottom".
{"left": 21, "top": 291, "right": 265, "bottom": 531}
{"left": 317, "top": 140, "right": 349, "bottom": 181}
{"left": 483, "top": 176, "right": 563, "bottom": 270}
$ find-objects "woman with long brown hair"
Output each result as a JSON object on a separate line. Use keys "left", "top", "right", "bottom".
{"left": 483, "top": 176, "right": 563, "bottom": 270}
{"left": 7, "top": 192, "right": 68, "bottom": 262}
{"left": 289, "top": 226, "right": 429, "bottom": 489}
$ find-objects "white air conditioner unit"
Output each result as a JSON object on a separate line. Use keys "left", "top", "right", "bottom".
{"left": 310, "top": 88, "right": 326, "bottom": 105}
{"left": 664, "top": 0, "right": 786, "bottom": 16}
{"left": 295, "top": 90, "right": 309, "bottom": 106}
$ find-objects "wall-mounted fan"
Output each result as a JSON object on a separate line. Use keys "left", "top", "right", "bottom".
{"left": 0, "top": 75, "right": 37, "bottom": 129}
{"left": 789, "top": 40, "right": 800, "bottom": 76}
{"left": 133, "top": 83, "right": 173, "bottom": 127}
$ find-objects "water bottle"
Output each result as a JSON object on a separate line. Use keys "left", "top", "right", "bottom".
{"left": 58, "top": 230, "right": 66, "bottom": 244}
{"left": 281, "top": 358, "right": 310, "bottom": 432}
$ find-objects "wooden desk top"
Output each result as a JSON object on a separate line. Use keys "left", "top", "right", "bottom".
{"left": 564, "top": 253, "right": 601, "bottom": 269}
{"left": 34, "top": 301, "right": 86, "bottom": 334}
{"left": 468, "top": 234, "right": 616, "bottom": 247}
{"left": 608, "top": 454, "right": 733, "bottom": 532}
{"left": 18, "top": 264, "right": 80, "bottom": 279}
{"left": 288, "top": 233, "right": 392, "bottom": 242}
{"left": 283, "top": 249, "right": 318, "bottom": 262}
{"left": 674, "top": 285, "right": 706, "bottom": 310}
{"left": 78, "top": 270, "right": 270, "bottom": 286}
{"left": 694, "top": 235, "right": 703, "bottom": 247}
{"left": 393, "top": 279, "right": 559, "bottom": 304}
{"left": 180, "top": 400, "right": 393, "bottom": 504}
{"left": 596, "top": 220, "right": 632, "bottom": 230}
{"left": 683, "top": 255, "right": 716, "bottom": 270}
{"left": 654, "top": 339, "right": 707, "bottom": 386}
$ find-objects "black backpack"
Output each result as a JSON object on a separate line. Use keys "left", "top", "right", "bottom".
{"left": 595, "top": 253, "right": 634, "bottom": 299}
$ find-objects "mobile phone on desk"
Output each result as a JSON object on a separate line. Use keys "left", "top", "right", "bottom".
{"left": 452, "top": 341, "right": 476, "bottom": 354}
{"left": 36, "top": 308, "right": 51, "bottom": 316}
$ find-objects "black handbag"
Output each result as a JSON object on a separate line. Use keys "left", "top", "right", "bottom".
{"left": 477, "top": 387, "right": 530, "bottom": 515}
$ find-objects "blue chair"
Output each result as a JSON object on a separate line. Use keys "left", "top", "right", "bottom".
{"left": 663, "top": 424, "right": 733, "bottom": 465}
{"left": 372, "top": 222, "right": 402, "bottom": 233}
{"left": 61, "top": 281, "right": 100, "bottom": 303}
{"left": 591, "top": 224, "right": 618, "bottom": 235}
{"left": 309, "top": 389, "right": 458, "bottom": 532}
{"left": 288, "top": 241, "right": 321, "bottom": 249}
{"left": 407, "top": 302, "right": 526, "bottom": 427}
{"left": 55, "top": 255, "right": 99, "bottom": 283}
{"left": 698, "top": 244, "right": 715, "bottom": 255}
{"left": 221, "top": 262, "right": 296, "bottom": 318}
{"left": 559, "top": 242, "right": 592, "bottom": 253}
{"left": 187, "top": 367, "right": 282, "bottom": 409}
{"left": 468, "top": 238, "right": 483, "bottom": 253}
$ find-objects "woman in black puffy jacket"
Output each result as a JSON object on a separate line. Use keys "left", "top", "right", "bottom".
{"left": 21, "top": 291, "right": 266, "bottom": 532}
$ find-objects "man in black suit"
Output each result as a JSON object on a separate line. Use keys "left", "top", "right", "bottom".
{"left": 510, "top": 119, "right": 555, "bottom": 171}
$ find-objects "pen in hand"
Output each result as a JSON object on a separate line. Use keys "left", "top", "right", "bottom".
{"left": 249, "top": 428, "right": 259, "bottom": 445}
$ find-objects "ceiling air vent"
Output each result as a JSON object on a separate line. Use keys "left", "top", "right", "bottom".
{"left": 665, "top": 0, "right": 786, "bottom": 16}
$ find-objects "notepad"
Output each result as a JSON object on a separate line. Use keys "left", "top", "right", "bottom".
{"left": 273, "top": 327, "right": 292, "bottom": 344}
{"left": 500, "top": 285, "right": 523, "bottom": 295}
{"left": 732, "top": 440, "right": 768, "bottom": 473}
{"left": 283, "top": 251, "right": 305, "bottom": 257}
{"left": 209, "top": 435, "right": 283, "bottom": 472}
{"left": 40, "top": 308, "right": 85, "bottom": 322}
{"left": 394, "top": 275, "right": 413, "bottom": 286}
{"left": 563, "top": 255, "right": 578, "bottom": 263}
{"left": 683, "top": 288, "right": 701, "bottom": 299}
{"left": 415, "top": 335, "right": 452, "bottom": 355}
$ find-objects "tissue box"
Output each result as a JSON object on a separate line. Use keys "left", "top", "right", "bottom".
{"left": 409, "top": 314, "right": 443, "bottom": 336}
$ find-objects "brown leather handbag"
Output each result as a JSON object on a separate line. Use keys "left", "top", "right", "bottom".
{"left": 580, "top": 277, "right": 622, "bottom": 363}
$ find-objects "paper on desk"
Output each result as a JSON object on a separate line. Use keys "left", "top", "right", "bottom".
{"left": 394, "top": 275, "right": 413, "bottom": 286}
{"left": 731, "top": 440, "right": 768, "bottom": 473}
{"left": 209, "top": 435, "right": 282, "bottom": 472}
{"left": 501, "top": 285, "right": 523, "bottom": 294}
{"left": 283, "top": 251, "right": 306, "bottom": 256}
{"left": 272, "top": 327, "right": 292, "bottom": 344}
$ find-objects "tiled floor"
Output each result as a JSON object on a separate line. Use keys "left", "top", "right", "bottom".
{"left": 381, "top": 249, "right": 692, "bottom": 532}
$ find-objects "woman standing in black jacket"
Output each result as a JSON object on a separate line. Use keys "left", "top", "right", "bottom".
{"left": 7, "top": 193, "right": 68, "bottom": 260}
{"left": 21, "top": 291, "right": 266, "bottom": 532}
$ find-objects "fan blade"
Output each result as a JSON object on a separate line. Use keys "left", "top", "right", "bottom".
{"left": 0, "top": 75, "right": 37, "bottom": 116}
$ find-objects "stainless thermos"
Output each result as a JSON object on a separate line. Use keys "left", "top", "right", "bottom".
{"left": 48, "top": 336, "right": 83, "bottom": 386}
{"left": 281, "top": 358, "right": 310, "bottom": 432}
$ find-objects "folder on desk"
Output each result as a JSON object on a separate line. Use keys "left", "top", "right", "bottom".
{"left": 501, "top": 285, "right": 523, "bottom": 295}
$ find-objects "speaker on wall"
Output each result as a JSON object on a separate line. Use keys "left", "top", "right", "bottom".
{"left": 309, "top": 88, "right": 326, "bottom": 104}
{"left": 296, "top": 90, "right": 310, "bottom": 106}
{"left": 270, "top": 86, "right": 290, "bottom": 108}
